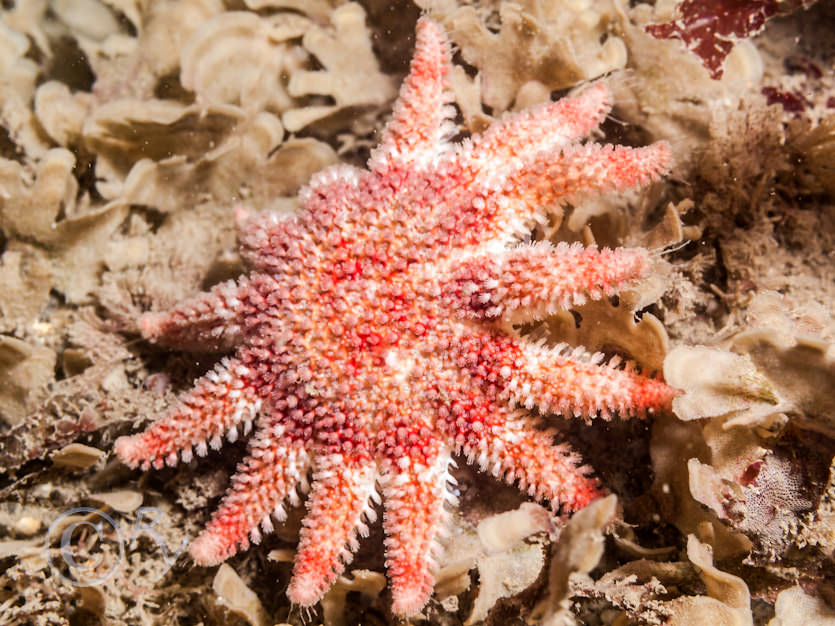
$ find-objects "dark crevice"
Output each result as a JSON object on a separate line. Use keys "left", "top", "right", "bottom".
{"left": 42, "top": 36, "right": 95, "bottom": 92}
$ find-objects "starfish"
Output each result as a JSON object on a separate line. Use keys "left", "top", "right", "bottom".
{"left": 116, "top": 17, "right": 676, "bottom": 617}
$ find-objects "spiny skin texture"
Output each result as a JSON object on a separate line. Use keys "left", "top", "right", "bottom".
{"left": 116, "top": 18, "right": 677, "bottom": 617}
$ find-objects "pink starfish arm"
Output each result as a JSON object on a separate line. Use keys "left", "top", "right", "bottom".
{"left": 450, "top": 405, "right": 601, "bottom": 511}
{"left": 190, "top": 422, "right": 311, "bottom": 565}
{"left": 492, "top": 141, "right": 672, "bottom": 242}
{"left": 235, "top": 208, "right": 295, "bottom": 272}
{"left": 139, "top": 278, "right": 260, "bottom": 352}
{"left": 381, "top": 451, "right": 454, "bottom": 616}
{"left": 442, "top": 241, "right": 650, "bottom": 322}
{"left": 235, "top": 207, "right": 330, "bottom": 274}
{"left": 114, "top": 356, "right": 263, "bottom": 469}
{"left": 460, "top": 83, "right": 612, "bottom": 177}
{"left": 368, "top": 17, "right": 454, "bottom": 173}
{"left": 507, "top": 340, "right": 676, "bottom": 419}
{"left": 451, "top": 329, "right": 676, "bottom": 421}
{"left": 287, "top": 454, "right": 378, "bottom": 607}
{"left": 437, "top": 142, "right": 672, "bottom": 248}
{"left": 239, "top": 166, "right": 368, "bottom": 270}
{"left": 501, "top": 141, "right": 672, "bottom": 215}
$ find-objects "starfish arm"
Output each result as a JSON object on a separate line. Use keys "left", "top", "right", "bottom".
{"left": 139, "top": 278, "right": 261, "bottom": 352}
{"left": 235, "top": 207, "right": 321, "bottom": 275}
{"left": 508, "top": 340, "right": 678, "bottom": 419}
{"left": 507, "top": 140, "right": 671, "bottom": 216}
{"left": 466, "top": 141, "right": 672, "bottom": 244}
{"left": 239, "top": 166, "right": 368, "bottom": 269}
{"left": 114, "top": 356, "right": 263, "bottom": 470}
{"left": 431, "top": 141, "right": 671, "bottom": 248}
{"left": 368, "top": 17, "right": 455, "bottom": 173}
{"left": 381, "top": 450, "right": 455, "bottom": 616}
{"left": 448, "top": 406, "right": 601, "bottom": 511}
{"left": 443, "top": 241, "right": 649, "bottom": 322}
{"left": 460, "top": 83, "right": 612, "bottom": 180}
{"left": 235, "top": 207, "right": 294, "bottom": 272}
{"left": 287, "top": 454, "right": 378, "bottom": 607}
{"left": 299, "top": 163, "right": 364, "bottom": 204}
{"left": 451, "top": 328, "right": 676, "bottom": 421}
{"left": 190, "top": 422, "right": 311, "bottom": 565}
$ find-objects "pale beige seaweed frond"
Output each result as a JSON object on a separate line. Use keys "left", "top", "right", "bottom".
{"left": 427, "top": 1, "right": 626, "bottom": 114}
{"left": 283, "top": 3, "right": 396, "bottom": 132}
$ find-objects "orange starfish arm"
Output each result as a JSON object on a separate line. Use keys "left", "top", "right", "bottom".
{"left": 432, "top": 142, "right": 672, "bottom": 248}
{"left": 501, "top": 142, "right": 672, "bottom": 215}
{"left": 287, "top": 455, "right": 378, "bottom": 607}
{"left": 191, "top": 424, "right": 310, "bottom": 565}
{"left": 115, "top": 356, "right": 262, "bottom": 469}
{"left": 369, "top": 17, "right": 454, "bottom": 172}
{"left": 442, "top": 241, "right": 650, "bottom": 322}
{"left": 381, "top": 451, "right": 454, "bottom": 616}
{"left": 138, "top": 278, "right": 262, "bottom": 352}
{"left": 507, "top": 340, "right": 677, "bottom": 420}
{"left": 461, "top": 83, "right": 612, "bottom": 177}
{"left": 450, "top": 329, "right": 676, "bottom": 421}
{"left": 457, "top": 408, "right": 602, "bottom": 511}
